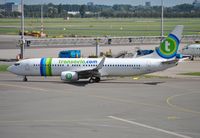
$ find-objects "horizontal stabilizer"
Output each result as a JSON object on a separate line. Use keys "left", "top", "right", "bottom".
{"left": 161, "top": 59, "right": 179, "bottom": 65}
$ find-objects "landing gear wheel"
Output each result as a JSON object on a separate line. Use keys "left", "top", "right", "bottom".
{"left": 190, "top": 56, "right": 194, "bottom": 61}
{"left": 89, "top": 77, "right": 95, "bottom": 83}
{"left": 89, "top": 77, "right": 101, "bottom": 83}
{"left": 23, "top": 76, "right": 28, "bottom": 82}
{"left": 95, "top": 77, "right": 101, "bottom": 83}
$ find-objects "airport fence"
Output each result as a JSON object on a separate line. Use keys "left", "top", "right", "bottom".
{"left": 24, "top": 35, "right": 200, "bottom": 47}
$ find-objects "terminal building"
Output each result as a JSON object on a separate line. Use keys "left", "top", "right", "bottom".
{"left": 193, "top": 0, "right": 200, "bottom": 7}
{"left": 145, "top": 2, "right": 151, "bottom": 7}
{"left": 4, "top": 2, "right": 21, "bottom": 12}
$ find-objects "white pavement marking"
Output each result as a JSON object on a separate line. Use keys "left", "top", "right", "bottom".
{"left": 109, "top": 116, "right": 192, "bottom": 138}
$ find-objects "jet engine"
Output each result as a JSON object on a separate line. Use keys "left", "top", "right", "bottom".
{"left": 61, "top": 71, "right": 79, "bottom": 81}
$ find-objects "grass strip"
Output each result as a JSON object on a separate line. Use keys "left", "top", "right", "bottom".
{"left": 0, "top": 65, "right": 9, "bottom": 72}
{"left": 179, "top": 72, "right": 200, "bottom": 76}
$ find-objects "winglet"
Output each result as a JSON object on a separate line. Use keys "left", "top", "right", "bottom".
{"left": 96, "top": 56, "right": 106, "bottom": 70}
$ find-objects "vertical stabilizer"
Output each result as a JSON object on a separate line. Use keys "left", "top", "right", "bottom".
{"left": 139, "top": 25, "right": 184, "bottom": 59}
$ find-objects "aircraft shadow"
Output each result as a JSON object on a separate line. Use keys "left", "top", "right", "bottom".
{"left": 100, "top": 80, "right": 165, "bottom": 85}
{"left": 65, "top": 79, "right": 165, "bottom": 86}
{"left": 0, "top": 79, "right": 89, "bottom": 87}
{"left": 0, "top": 79, "right": 165, "bottom": 87}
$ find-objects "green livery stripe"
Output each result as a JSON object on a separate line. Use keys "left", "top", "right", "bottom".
{"left": 46, "top": 58, "right": 52, "bottom": 76}
{"left": 49, "top": 58, "right": 52, "bottom": 76}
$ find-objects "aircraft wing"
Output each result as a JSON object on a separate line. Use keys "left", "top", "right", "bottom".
{"left": 70, "top": 57, "right": 106, "bottom": 78}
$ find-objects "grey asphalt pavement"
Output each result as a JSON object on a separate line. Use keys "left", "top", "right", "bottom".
{"left": 0, "top": 73, "right": 200, "bottom": 138}
{"left": 1, "top": 35, "right": 200, "bottom": 138}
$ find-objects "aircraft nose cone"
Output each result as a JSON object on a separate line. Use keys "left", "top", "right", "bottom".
{"left": 7, "top": 66, "right": 11, "bottom": 72}
{"left": 7, "top": 65, "right": 15, "bottom": 74}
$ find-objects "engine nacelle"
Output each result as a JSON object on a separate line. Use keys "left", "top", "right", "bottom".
{"left": 61, "top": 71, "right": 79, "bottom": 81}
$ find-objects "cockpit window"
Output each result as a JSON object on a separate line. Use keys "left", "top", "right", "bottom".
{"left": 183, "top": 46, "right": 188, "bottom": 51}
{"left": 14, "top": 63, "right": 20, "bottom": 66}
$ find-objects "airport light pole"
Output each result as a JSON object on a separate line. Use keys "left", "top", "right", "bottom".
{"left": 20, "top": 0, "right": 25, "bottom": 59}
{"left": 95, "top": 38, "right": 100, "bottom": 57}
{"left": 161, "top": 0, "right": 164, "bottom": 40}
{"left": 41, "top": 4, "right": 44, "bottom": 34}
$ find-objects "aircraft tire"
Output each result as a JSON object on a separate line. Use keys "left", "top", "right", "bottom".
{"left": 191, "top": 56, "right": 194, "bottom": 61}
{"left": 95, "top": 77, "right": 101, "bottom": 83}
{"left": 89, "top": 77, "right": 100, "bottom": 83}
{"left": 23, "top": 76, "right": 28, "bottom": 82}
{"left": 89, "top": 78, "right": 95, "bottom": 83}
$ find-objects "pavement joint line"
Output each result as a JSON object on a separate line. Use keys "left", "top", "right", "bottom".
{"left": 90, "top": 94, "right": 166, "bottom": 109}
{"left": 0, "top": 118, "right": 111, "bottom": 124}
{"left": 166, "top": 92, "right": 200, "bottom": 115}
{"left": 0, "top": 83, "right": 48, "bottom": 92}
{"left": 0, "top": 82, "right": 85, "bottom": 94}
{"left": 108, "top": 116, "right": 192, "bottom": 138}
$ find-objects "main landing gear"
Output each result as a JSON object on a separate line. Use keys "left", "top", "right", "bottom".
{"left": 23, "top": 76, "right": 28, "bottom": 82}
{"left": 190, "top": 56, "right": 194, "bottom": 61}
{"left": 89, "top": 77, "right": 100, "bottom": 83}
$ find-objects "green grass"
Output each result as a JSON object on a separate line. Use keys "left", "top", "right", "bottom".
{"left": 179, "top": 72, "right": 200, "bottom": 76}
{"left": 143, "top": 74, "right": 169, "bottom": 78}
{"left": 0, "top": 18, "right": 200, "bottom": 37}
{"left": 0, "top": 65, "right": 9, "bottom": 72}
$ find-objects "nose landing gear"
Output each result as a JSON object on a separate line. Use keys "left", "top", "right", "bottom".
{"left": 23, "top": 76, "right": 28, "bottom": 82}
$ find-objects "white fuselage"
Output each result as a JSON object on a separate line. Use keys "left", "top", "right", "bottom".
{"left": 8, "top": 58, "right": 176, "bottom": 77}
{"left": 182, "top": 44, "right": 200, "bottom": 57}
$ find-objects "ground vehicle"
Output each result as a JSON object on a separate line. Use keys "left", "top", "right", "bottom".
{"left": 58, "top": 50, "right": 81, "bottom": 58}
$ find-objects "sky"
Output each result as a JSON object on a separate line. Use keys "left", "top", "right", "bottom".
{"left": 0, "top": 0, "right": 194, "bottom": 7}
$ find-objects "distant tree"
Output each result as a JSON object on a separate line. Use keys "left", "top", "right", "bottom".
{"left": 173, "top": 4, "right": 194, "bottom": 12}
{"left": 79, "top": 5, "right": 86, "bottom": 18}
{"left": 58, "top": 4, "right": 63, "bottom": 14}
{"left": 48, "top": 7, "right": 58, "bottom": 18}
{"left": 12, "top": 11, "right": 21, "bottom": 17}
{"left": 0, "top": 13, "right": 4, "bottom": 18}
{"left": 100, "top": 9, "right": 114, "bottom": 18}
{"left": 2, "top": 3, "right": 199, "bottom": 18}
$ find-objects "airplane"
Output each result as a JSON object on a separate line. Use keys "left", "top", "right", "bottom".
{"left": 181, "top": 43, "right": 200, "bottom": 60}
{"left": 7, "top": 25, "right": 184, "bottom": 83}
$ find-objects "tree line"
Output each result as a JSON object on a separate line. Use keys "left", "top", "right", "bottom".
{"left": 0, "top": 3, "right": 200, "bottom": 18}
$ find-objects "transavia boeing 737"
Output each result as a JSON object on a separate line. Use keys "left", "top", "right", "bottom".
{"left": 8, "top": 25, "right": 184, "bottom": 83}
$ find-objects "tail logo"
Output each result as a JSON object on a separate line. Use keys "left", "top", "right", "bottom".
{"left": 156, "top": 34, "right": 179, "bottom": 59}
